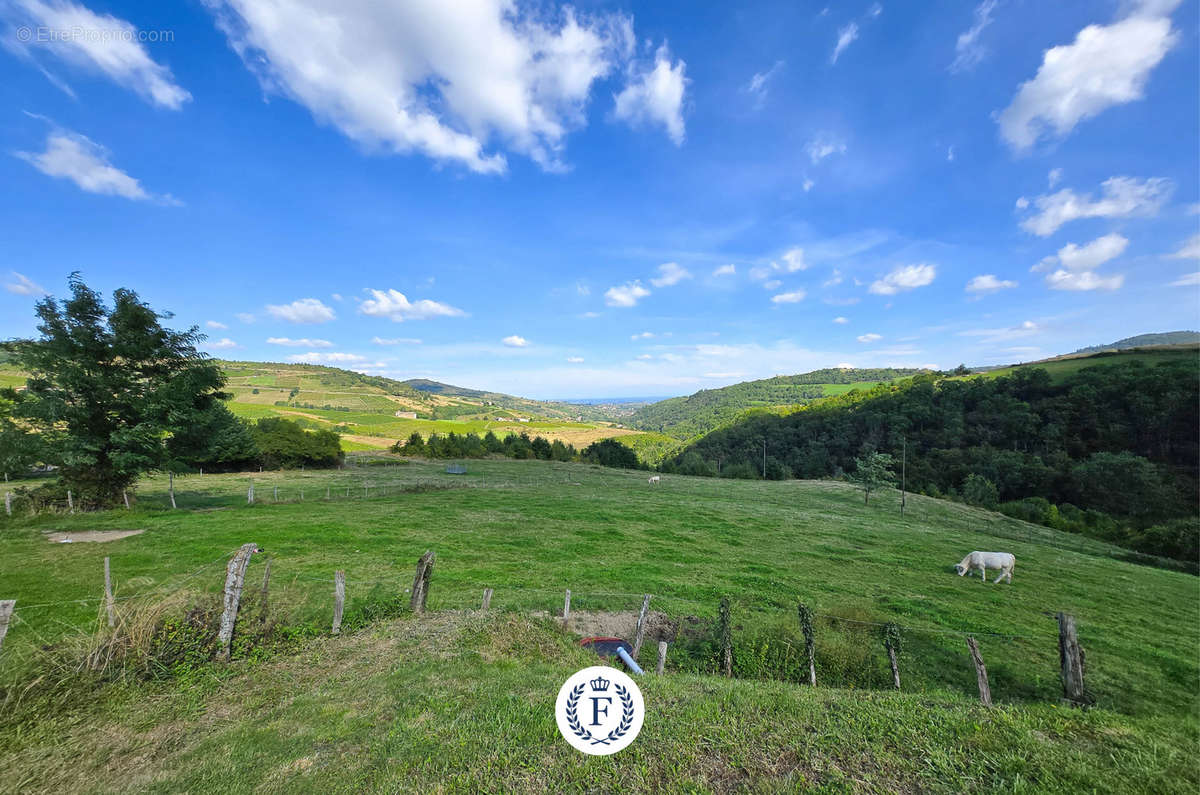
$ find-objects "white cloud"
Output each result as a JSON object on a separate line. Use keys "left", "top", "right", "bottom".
{"left": 1168, "top": 234, "right": 1200, "bottom": 259}
{"left": 330, "top": 293, "right": 343, "bottom": 302}
{"left": 960, "top": 320, "right": 1039, "bottom": 343}
{"left": 771, "top": 289, "right": 806, "bottom": 304}
{"left": 806, "top": 137, "right": 846, "bottom": 164}
{"left": 1018, "top": 176, "right": 1171, "bottom": 236}
{"left": 712, "top": 264, "right": 736, "bottom": 277}
{"left": 1054, "top": 233, "right": 1129, "bottom": 271}
{"left": 868, "top": 3, "right": 882, "bottom": 18}
{"left": 1169, "top": 272, "right": 1200, "bottom": 286}
{"left": 857, "top": 333, "right": 882, "bottom": 343}
{"left": 635, "top": 353, "right": 653, "bottom": 360}
{"left": 3, "top": 0, "right": 191, "bottom": 109}
{"left": 833, "top": 316, "right": 849, "bottom": 324}
{"left": 869, "top": 264, "right": 937, "bottom": 295}
{"left": 763, "top": 279, "right": 782, "bottom": 290}
{"left": 286, "top": 351, "right": 384, "bottom": 367}
{"left": 966, "top": 274, "right": 1018, "bottom": 294}
{"left": 502, "top": 335, "right": 529, "bottom": 348}
{"left": 998, "top": 3, "right": 1180, "bottom": 152}
{"left": 631, "top": 332, "right": 654, "bottom": 340}
{"left": 822, "top": 269, "right": 843, "bottom": 288}
{"left": 836, "top": 362, "right": 854, "bottom": 369}
{"left": 779, "top": 247, "right": 807, "bottom": 272}
{"left": 371, "top": 336, "right": 422, "bottom": 345}
{"left": 831, "top": 22, "right": 858, "bottom": 64}
{"left": 206, "top": 320, "right": 228, "bottom": 330}
{"left": 604, "top": 281, "right": 650, "bottom": 307}
{"left": 267, "top": 337, "right": 334, "bottom": 348}
{"left": 359, "top": 289, "right": 465, "bottom": 322}
{"left": 1045, "top": 270, "right": 1124, "bottom": 291}
{"left": 613, "top": 43, "right": 688, "bottom": 145}
{"left": 748, "top": 265, "right": 772, "bottom": 281}
{"left": 566, "top": 356, "right": 584, "bottom": 363}
{"left": 15, "top": 129, "right": 176, "bottom": 203}
{"left": 206, "top": 338, "right": 240, "bottom": 350}
{"left": 650, "top": 261, "right": 692, "bottom": 287}
{"left": 745, "top": 60, "right": 783, "bottom": 106}
{"left": 4, "top": 271, "right": 47, "bottom": 296}
{"left": 1015, "top": 196, "right": 1030, "bottom": 210}
{"left": 946, "top": 145, "right": 955, "bottom": 162}
{"left": 235, "top": 312, "right": 256, "bottom": 324}
{"left": 206, "top": 1, "right": 642, "bottom": 173}
{"left": 803, "top": 178, "right": 815, "bottom": 192}
{"left": 951, "top": 0, "right": 998, "bottom": 72}
{"left": 265, "top": 298, "right": 336, "bottom": 324}
{"left": 1048, "top": 168, "right": 1064, "bottom": 187}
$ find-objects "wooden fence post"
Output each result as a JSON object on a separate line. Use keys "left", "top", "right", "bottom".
{"left": 104, "top": 557, "right": 116, "bottom": 628}
{"left": 169, "top": 472, "right": 177, "bottom": 509}
{"left": 562, "top": 589, "right": 571, "bottom": 628}
{"left": 122, "top": 490, "right": 130, "bottom": 509}
{"left": 4, "top": 491, "right": 10, "bottom": 517}
{"left": 1057, "top": 612, "right": 1089, "bottom": 706}
{"left": 718, "top": 597, "right": 732, "bottom": 677}
{"left": 248, "top": 483, "right": 254, "bottom": 504}
{"left": 884, "top": 623, "right": 902, "bottom": 690}
{"left": 0, "top": 600, "right": 14, "bottom": 657}
{"left": 656, "top": 641, "right": 668, "bottom": 675}
{"left": 632, "top": 594, "right": 651, "bottom": 657}
{"left": 797, "top": 603, "right": 816, "bottom": 686}
{"left": 481, "top": 587, "right": 493, "bottom": 610}
{"left": 966, "top": 636, "right": 992, "bottom": 706}
{"left": 332, "top": 571, "right": 345, "bottom": 635}
{"left": 273, "top": 486, "right": 278, "bottom": 502}
{"left": 217, "top": 543, "right": 259, "bottom": 662}
{"left": 67, "top": 490, "right": 74, "bottom": 514}
{"left": 259, "top": 555, "right": 271, "bottom": 624}
{"left": 410, "top": 551, "right": 435, "bottom": 614}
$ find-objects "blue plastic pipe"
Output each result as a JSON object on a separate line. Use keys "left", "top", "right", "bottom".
{"left": 616, "top": 647, "right": 644, "bottom": 674}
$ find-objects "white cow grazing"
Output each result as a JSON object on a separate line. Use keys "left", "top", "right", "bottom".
{"left": 955, "top": 551, "right": 1015, "bottom": 584}
{"left": 648, "top": 475, "right": 661, "bottom": 485}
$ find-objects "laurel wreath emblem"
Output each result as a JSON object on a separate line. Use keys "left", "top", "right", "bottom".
{"left": 564, "top": 682, "right": 636, "bottom": 745}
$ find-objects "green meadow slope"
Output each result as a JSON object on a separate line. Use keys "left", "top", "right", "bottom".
{"left": 0, "top": 461, "right": 1196, "bottom": 791}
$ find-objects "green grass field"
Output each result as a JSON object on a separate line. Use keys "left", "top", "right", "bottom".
{"left": 1, "top": 461, "right": 1196, "bottom": 792}
{"left": 978, "top": 346, "right": 1198, "bottom": 381}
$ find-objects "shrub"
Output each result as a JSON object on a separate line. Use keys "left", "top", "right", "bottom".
{"left": 962, "top": 474, "right": 1000, "bottom": 510}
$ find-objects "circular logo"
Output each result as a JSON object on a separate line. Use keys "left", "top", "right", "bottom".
{"left": 555, "top": 665, "right": 644, "bottom": 755}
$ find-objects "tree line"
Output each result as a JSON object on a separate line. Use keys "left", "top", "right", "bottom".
{"left": 668, "top": 362, "right": 1199, "bottom": 562}
{"left": 390, "top": 431, "right": 644, "bottom": 469}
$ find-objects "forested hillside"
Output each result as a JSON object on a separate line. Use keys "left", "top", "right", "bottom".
{"left": 671, "top": 355, "right": 1199, "bottom": 561}
{"left": 631, "top": 367, "right": 918, "bottom": 440}
{"left": 1072, "top": 331, "right": 1199, "bottom": 354}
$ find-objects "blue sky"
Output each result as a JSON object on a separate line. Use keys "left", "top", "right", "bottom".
{"left": 1, "top": 0, "right": 1197, "bottom": 399}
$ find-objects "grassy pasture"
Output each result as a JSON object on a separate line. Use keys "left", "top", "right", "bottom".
{"left": 0, "top": 460, "right": 1196, "bottom": 792}
{"left": 978, "top": 346, "right": 1197, "bottom": 381}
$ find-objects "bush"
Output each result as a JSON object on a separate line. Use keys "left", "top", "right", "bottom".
{"left": 962, "top": 474, "right": 1000, "bottom": 510}
{"left": 721, "top": 461, "right": 759, "bottom": 480}
{"left": 1126, "top": 518, "right": 1199, "bottom": 560}
{"left": 252, "top": 417, "right": 342, "bottom": 469}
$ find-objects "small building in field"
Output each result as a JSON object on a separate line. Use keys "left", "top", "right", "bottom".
{"left": 394, "top": 411, "right": 418, "bottom": 419}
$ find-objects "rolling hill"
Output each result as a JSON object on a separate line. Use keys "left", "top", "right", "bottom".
{"left": 1071, "top": 331, "right": 1200, "bottom": 355}
{"left": 629, "top": 367, "right": 920, "bottom": 441}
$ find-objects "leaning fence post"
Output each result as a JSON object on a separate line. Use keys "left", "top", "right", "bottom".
{"left": 67, "top": 490, "right": 74, "bottom": 514}
{"left": 103, "top": 557, "right": 116, "bottom": 628}
{"left": 410, "top": 550, "right": 435, "bottom": 614}
{"left": 718, "top": 596, "right": 732, "bottom": 677}
{"left": 273, "top": 486, "right": 278, "bottom": 502}
{"left": 798, "top": 602, "right": 816, "bottom": 686}
{"left": 122, "top": 490, "right": 130, "bottom": 509}
{"left": 0, "top": 600, "right": 14, "bottom": 657}
{"left": 259, "top": 555, "right": 271, "bottom": 624}
{"left": 332, "top": 571, "right": 345, "bottom": 635}
{"left": 481, "top": 587, "right": 493, "bottom": 610}
{"left": 4, "top": 492, "right": 10, "bottom": 517}
{"left": 562, "top": 589, "right": 571, "bottom": 628}
{"left": 883, "top": 623, "right": 902, "bottom": 690}
{"left": 656, "top": 641, "right": 668, "bottom": 675}
{"left": 217, "top": 543, "right": 259, "bottom": 662}
{"left": 632, "top": 593, "right": 651, "bottom": 657}
{"left": 1057, "top": 612, "right": 1089, "bottom": 706}
{"left": 168, "top": 472, "right": 177, "bottom": 509}
{"left": 966, "top": 636, "right": 992, "bottom": 706}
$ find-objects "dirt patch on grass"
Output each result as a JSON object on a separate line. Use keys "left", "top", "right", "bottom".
{"left": 44, "top": 529, "right": 145, "bottom": 543}
{"left": 531, "top": 609, "right": 680, "bottom": 643}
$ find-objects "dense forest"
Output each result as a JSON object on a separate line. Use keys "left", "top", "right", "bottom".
{"left": 631, "top": 367, "right": 919, "bottom": 440}
{"left": 669, "top": 359, "right": 1199, "bottom": 561}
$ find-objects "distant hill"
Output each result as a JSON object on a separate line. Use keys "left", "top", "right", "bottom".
{"left": 1071, "top": 331, "right": 1200, "bottom": 355}
{"left": 630, "top": 367, "right": 921, "bottom": 441}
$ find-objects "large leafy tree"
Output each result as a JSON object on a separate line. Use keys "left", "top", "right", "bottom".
{"left": 166, "top": 403, "right": 260, "bottom": 473}
{"left": 9, "top": 275, "right": 225, "bottom": 507}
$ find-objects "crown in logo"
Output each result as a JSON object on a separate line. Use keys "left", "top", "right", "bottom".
{"left": 589, "top": 675, "right": 610, "bottom": 692}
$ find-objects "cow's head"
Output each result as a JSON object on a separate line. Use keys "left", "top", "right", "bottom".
{"left": 954, "top": 563, "right": 967, "bottom": 576}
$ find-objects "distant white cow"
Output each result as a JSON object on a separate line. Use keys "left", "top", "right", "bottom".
{"left": 955, "top": 551, "right": 1015, "bottom": 584}
{"left": 648, "top": 475, "right": 661, "bottom": 485}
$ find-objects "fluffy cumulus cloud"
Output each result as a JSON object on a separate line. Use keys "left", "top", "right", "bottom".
{"left": 4, "top": 271, "right": 48, "bottom": 295}
{"left": 358, "top": 289, "right": 465, "bottom": 322}
{"left": 1018, "top": 176, "right": 1171, "bottom": 236}
{"left": 604, "top": 280, "right": 650, "bottom": 307}
{"left": 951, "top": 0, "right": 998, "bottom": 72}
{"left": 15, "top": 129, "right": 177, "bottom": 203}
{"left": 966, "top": 274, "right": 1018, "bottom": 293}
{"left": 206, "top": 320, "right": 228, "bottom": 330}
{"left": 266, "top": 298, "right": 336, "bottom": 324}
{"left": 833, "top": 316, "right": 848, "bottom": 324}
{"left": 650, "top": 262, "right": 692, "bottom": 287}
{"left": 831, "top": 22, "right": 858, "bottom": 64}
{"left": 206, "top": 338, "right": 240, "bottom": 350}
{"left": 869, "top": 264, "right": 937, "bottom": 295}
{"left": 502, "top": 335, "right": 529, "bottom": 347}
{"left": 613, "top": 43, "right": 688, "bottom": 145}
{"left": 779, "top": 247, "right": 807, "bottom": 272}
{"left": 1034, "top": 233, "right": 1128, "bottom": 272}
{"left": 806, "top": 137, "right": 846, "bottom": 165}
{"left": 771, "top": 289, "right": 806, "bottom": 304}
{"left": 206, "top": 1, "right": 671, "bottom": 173}
{"left": 857, "top": 333, "right": 882, "bottom": 343}
{"left": 712, "top": 264, "right": 736, "bottom": 277}
{"left": 1045, "top": 270, "right": 1124, "bottom": 291}
{"left": 998, "top": 1, "right": 1181, "bottom": 152}
{"left": 2, "top": 0, "right": 191, "bottom": 108}
{"left": 266, "top": 337, "right": 333, "bottom": 347}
